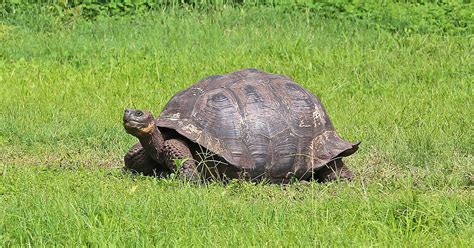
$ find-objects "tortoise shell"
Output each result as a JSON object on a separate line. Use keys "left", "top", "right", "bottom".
{"left": 156, "top": 68, "right": 358, "bottom": 180}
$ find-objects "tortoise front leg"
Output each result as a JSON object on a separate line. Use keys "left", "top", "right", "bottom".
{"left": 124, "top": 143, "right": 169, "bottom": 177}
{"left": 163, "top": 139, "right": 200, "bottom": 181}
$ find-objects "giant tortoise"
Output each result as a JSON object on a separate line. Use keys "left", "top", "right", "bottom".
{"left": 123, "top": 68, "right": 359, "bottom": 183}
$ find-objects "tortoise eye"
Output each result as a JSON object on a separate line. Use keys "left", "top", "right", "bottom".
{"left": 135, "top": 111, "right": 143, "bottom": 117}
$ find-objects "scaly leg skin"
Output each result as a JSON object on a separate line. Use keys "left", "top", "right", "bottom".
{"left": 314, "top": 159, "right": 354, "bottom": 183}
{"left": 124, "top": 143, "right": 169, "bottom": 177}
{"left": 163, "top": 139, "right": 200, "bottom": 182}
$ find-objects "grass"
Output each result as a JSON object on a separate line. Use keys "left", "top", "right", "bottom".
{"left": 1, "top": 166, "right": 472, "bottom": 246}
{"left": 1, "top": 4, "right": 473, "bottom": 247}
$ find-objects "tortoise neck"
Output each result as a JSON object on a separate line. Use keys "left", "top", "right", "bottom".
{"left": 138, "top": 126, "right": 165, "bottom": 163}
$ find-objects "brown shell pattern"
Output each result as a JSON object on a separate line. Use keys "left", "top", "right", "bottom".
{"left": 156, "top": 69, "right": 358, "bottom": 180}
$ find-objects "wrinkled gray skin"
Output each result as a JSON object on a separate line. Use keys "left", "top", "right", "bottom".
{"left": 123, "top": 109, "right": 199, "bottom": 181}
{"left": 123, "top": 69, "right": 358, "bottom": 183}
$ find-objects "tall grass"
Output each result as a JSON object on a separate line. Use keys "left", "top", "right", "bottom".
{"left": 0, "top": 3, "right": 473, "bottom": 246}
{"left": 2, "top": 1, "right": 473, "bottom": 34}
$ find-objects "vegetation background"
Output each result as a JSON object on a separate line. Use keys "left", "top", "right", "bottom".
{"left": 1, "top": 0, "right": 473, "bottom": 246}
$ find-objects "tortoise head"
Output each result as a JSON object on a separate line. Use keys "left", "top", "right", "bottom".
{"left": 123, "top": 108, "right": 156, "bottom": 138}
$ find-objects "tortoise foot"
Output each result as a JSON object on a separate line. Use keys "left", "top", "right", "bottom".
{"left": 124, "top": 143, "right": 169, "bottom": 177}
